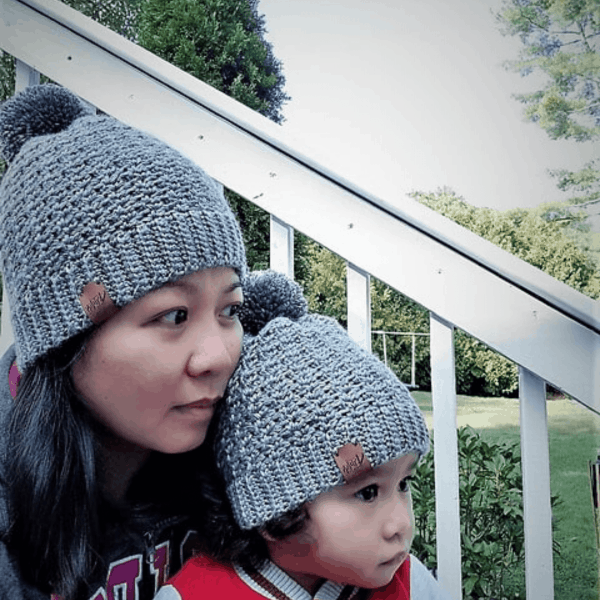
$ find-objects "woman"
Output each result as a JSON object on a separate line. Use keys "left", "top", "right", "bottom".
{"left": 0, "top": 84, "right": 247, "bottom": 599}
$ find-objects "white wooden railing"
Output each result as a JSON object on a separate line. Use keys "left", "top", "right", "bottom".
{"left": 1, "top": 1, "right": 599, "bottom": 598}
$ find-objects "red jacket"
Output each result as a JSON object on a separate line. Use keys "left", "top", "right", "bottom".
{"left": 156, "top": 553, "right": 411, "bottom": 600}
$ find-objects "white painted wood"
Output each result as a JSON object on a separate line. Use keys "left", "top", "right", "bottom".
{"left": 269, "top": 215, "right": 294, "bottom": 278}
{"left": 346, "top": 264, "right": 371, "bottom": 351}
{"left": 15, "top": 57, "right": 40, "bottom": 89}
{"left": 0, "top": 285, "right": 13, "bottom": 357}
{"left": 411, "top": 334, "right": 416, "bottom": 388}
{"left": 519, "top": 368, "right": 555, "bottom": 600}
{"left": 430, "top": 313, "right": 462, "bottom": 600}
{"left": 1, "top": 0, "right": 598, "bottom": 409}
{"left": 0, "top": 60, "right": 40, "bottom": 357}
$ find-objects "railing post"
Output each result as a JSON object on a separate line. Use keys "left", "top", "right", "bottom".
{"left": 429, "top": 313, "right": 462, "bottom": 600}
{"left": 346, "top": 263, "right": 371, "bottom": 351}
{"left": 0, "top": 60, "right": 40, "bottom": 357}
{"left": 411, "top": 333, "right": 416, "bottom": 388}
{"left": 519, "top": 367, "right": 554, "bottom": 600}
{"left": 269, "top": 214, "right": 294, "bottom": 279}
{"left": 15, "top": 58, "right": 40, "bottom": 90}
{"left": 382, "top": 332, "right": 388, "bottom": 366}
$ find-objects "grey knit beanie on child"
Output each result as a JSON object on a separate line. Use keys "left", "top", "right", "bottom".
{"left": 216, "top": 271, "right": 430, "bottom": 530}
{"left": 0, "top": 84, "right": 246, "bottom": 370}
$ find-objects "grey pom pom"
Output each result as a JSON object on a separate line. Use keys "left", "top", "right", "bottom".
{"left": 240, "top": 270, "right": 308, "bottom": 335}
{"left": 0, "top": 84, "right": 93, "bottom": 163}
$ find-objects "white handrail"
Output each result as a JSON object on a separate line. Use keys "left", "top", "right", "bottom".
{"left": 1, "top": 0, "right": 598, "bottom": 412}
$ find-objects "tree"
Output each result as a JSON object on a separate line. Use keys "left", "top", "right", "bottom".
{"left": 496, "top": 0, "right": 600, "bottom": 204}
{"left": 138, "top": 0, "right": 287, "bottom": 124}
{"left": 414, "top": 188, "right": 600, "bottom": 395}
{"left": 412, "top": 188, "right": 600, "bottom": 298}
{"left": 63, "top": 0, "right": 140, "bottom": 39}
{"left": 137, "top": 0, "right": 310, "bottom": 280}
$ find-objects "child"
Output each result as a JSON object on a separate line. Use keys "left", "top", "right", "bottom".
{"left": 155, "top": 272, "right": 451, "bottom": 600}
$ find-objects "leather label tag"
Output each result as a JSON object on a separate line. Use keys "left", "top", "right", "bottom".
{"left": 334, "top": 442, "right": 372, "bottom": 482}
{"left": 79, "top": 282, "right": 119, "bottom": 324}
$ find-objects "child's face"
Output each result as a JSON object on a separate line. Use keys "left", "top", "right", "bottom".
{"left": 266, "top": 453, "right": 417, "bottom": 592}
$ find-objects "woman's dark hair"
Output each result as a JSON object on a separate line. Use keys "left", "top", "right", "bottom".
{"left": 4, "top": 328, "right": 101, "bottom": 598}
{"left": 3, "top": 328, "right": 217, "bottom": 599}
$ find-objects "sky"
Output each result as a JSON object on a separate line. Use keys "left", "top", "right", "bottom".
{"left": 257, "top": 0, "right": 597, "bottom": 211}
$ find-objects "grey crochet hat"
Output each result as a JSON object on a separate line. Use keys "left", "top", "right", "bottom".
{"left": 0, "top": 84, "right": 246, "bottom": 370}
{"left": 217, "top": 271, "right": 430, "bottom": 530}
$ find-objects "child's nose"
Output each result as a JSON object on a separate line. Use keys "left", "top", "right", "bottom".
{"left": 382, "top": 498, "right": 413, "bottom": 541}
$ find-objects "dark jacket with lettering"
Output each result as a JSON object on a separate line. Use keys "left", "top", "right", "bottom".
{"left": 0, "top": 346, "right": 199, "bottom": 600}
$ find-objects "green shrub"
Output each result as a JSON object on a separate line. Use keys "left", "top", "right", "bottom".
{"left": 454, "top": 332, "right": 518, "bottom": 397}
{"left": 411, "top": 426, "right": 561, "bottom": 599}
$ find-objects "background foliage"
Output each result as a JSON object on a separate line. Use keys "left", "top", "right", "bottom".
{"left": 412, "top": 426, "right": 562, "bottom": 600}
{"left": 412, "top": 188, "right": 600, "bottom": 299}
{"left": 305, "top": 187, "right": 600, "bottom": 396}
{"left": 496, "top": 0, "right": 600, "bottom": 205}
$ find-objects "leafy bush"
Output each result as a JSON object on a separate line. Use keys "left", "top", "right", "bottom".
{"left": 411, "top": 426, "right": 561, "bottom": 600}
{"left": 454, "top": 332, "right": 518, "bottom": 397}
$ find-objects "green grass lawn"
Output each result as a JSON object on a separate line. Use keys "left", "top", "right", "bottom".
{"left": 412, "top": 391, "right": 600, "bottom": 600}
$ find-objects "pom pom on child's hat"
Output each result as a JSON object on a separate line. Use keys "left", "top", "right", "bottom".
{"left": 239, "top": 269, "right": 308, "bottom": 335}
{"left": 0, "top": 84, "right": 246, "bottom": 370}
{"left": 216, "top": 270, "right": 430, "bottom": 530}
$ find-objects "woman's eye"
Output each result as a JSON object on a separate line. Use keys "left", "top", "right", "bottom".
{"left": 355, "top": 484, "right": 379, "bottom": 502}
{"left": 399, "top": 476, "right": 413, "bottom": 493}
{"left": 159, "top": 309, "right": 188, "bottom": 325}
{"left": 222, "top": 303, "right": 242, "bottom": 319}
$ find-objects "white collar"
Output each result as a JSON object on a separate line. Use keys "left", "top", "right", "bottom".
{"left": 234, "top": 559, "right": 362, "bottom": 600}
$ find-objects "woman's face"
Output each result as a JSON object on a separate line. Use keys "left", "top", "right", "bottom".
{"left": 72, "top": 267, "right": 243, "bottom": 454}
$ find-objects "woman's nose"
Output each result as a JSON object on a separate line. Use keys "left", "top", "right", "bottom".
{"left": 186, "top": 329, "right": 235, "bottom": 379}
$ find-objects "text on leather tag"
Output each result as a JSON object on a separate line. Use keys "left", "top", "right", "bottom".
{"left": 79, "top": 282, "right": 119, "bottom": 324}
{"left": 334, "top": 442, "right": 372, "bottom": 483}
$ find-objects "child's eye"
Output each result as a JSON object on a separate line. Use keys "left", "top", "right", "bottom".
{"left": 222, "top": 303, "right": 242, "bottom": 319}
{"left": 399, "top": 476, "right": 413, "bottom": 493}
{"left": 355, "top": 484, "right": 379, "bottom": 502}
{"left": 159, "top": 309, "right": 188, "bottom": 325}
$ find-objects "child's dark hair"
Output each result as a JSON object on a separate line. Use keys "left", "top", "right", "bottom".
{"left": 192, "top": 415, "right": 307, "bottom": 570}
